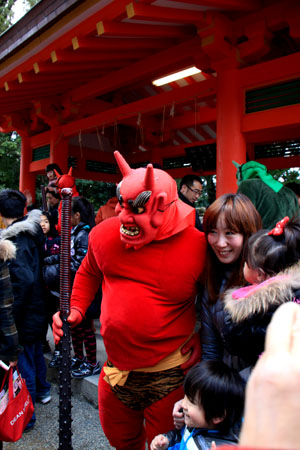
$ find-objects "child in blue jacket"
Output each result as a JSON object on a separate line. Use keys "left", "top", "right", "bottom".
{"left": 151, "top": 360, "right": 245, "bottom": 450}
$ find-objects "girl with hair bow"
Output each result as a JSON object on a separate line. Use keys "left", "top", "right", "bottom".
{"left": 222, "top": 215, "right": 300, "bottom": 371}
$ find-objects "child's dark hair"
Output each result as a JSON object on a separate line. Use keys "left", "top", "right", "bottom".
{"left": 244, "top": 216, "right": 300, "bottom": 276}
{"left": 184, "top": 360, "right": 245, "bottom": 432}
{"left": 0, "top": 189, "right": 26, "bottom": 218}
{"left": 41, "top": 210, "right": 58, "bottom": 237}
{"left": 72, "top": 197, "right": 95, "bottom": 229}
{"left": 45, "top": 163, "right": 63, "bottom": 175}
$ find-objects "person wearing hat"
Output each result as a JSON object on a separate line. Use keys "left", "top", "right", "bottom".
{"left": 0, "top": 189, "right": 51, "bottom": 432}
{"left": 233, "top": 160, "right": 299, "bottom": 229}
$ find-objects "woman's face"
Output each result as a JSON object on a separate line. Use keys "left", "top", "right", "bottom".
{"left": 40, "top": 215, "right": 50, "bottom": 235}
{"left": 207, "top": 213, "right": 244, "bottom": 264}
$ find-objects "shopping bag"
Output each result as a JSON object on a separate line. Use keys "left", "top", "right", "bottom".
{"left": 0, "top": 367, "right": 34, "bottom": 442}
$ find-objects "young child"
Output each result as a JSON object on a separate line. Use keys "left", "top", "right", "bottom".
{"left": 150, "top": 360, "right": 245, "bottom": 450}
{"left": 69, "top": 196, "right": 101, "bottom": 378}
{"left": 40, "top": 211, "right": 61, "bottom": 366}
{"left": 223, "top": 215, "right": 300, "bottom": 367}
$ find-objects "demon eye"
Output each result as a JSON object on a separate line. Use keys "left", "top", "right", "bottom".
{"left": 116, "top": 182, "right": 123, "bottom": 206}
{"left": 128, "top": 191, "right": 152, "bottom": 214}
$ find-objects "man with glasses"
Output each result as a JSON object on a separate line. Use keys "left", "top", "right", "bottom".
{"left": 179, "top": 175, "right": 203, "bottom": 231}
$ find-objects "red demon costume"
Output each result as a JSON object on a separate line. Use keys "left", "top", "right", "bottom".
{"left": 54, "top": 152, "right": 206, "bottom": 449}
{"left": 54, "top": 167, "right": 79, "bottom": 233}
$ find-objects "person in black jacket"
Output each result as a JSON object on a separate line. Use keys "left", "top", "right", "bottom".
{"left": 179, "top": 175, "right": 203, "bottom": 231}
{"left": 0, "top": 239, "right": 20, "bottom": 449}
{"left": 40, "top": 211, "right": 61, "bottom": 367}
{"left": 46, "top": 196, "right": 101, "bottom": 377}
{"left": 0, "top": 190, "right": 51, "bottom": 432}
{"left": 0, "top": 239, "right": 20, "bottom": 369}
{"left": 198, "top": 194, "right": 262, "bottom": 372}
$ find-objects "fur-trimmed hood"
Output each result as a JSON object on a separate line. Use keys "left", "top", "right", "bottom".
{"left": 0, "top": 239, "right": 16, "bottom": 261}
{"left": 0, "top": 209, "right": 42, "bottom": 242}
{"left": 224, "top": 261, "right": 300, "bottom": 323}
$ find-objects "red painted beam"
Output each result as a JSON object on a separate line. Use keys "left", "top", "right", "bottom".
{"left": 0, "top": 0, "right": 130, "bottom": 78}
{"left": 257, "top": 156, "right": 300, "bottom": 170}
{"left": 70, "top": 36, "right": 203, "bottom": 102}
{"left": 51, "top": 49, "right": 152, "bottom": 63}
{"left": 166, "top": 0, "right": 260, "bottom": 11}
{"left": 242, "top": 104, "right": 300, "bottom": 133}
{"left": 240, "top": 51, "right": 300, "bottom": 88}
{"left": 63, "top": 78, "right": 216, "bottom": 137}
{"left": 72, "top": 36, "right": 176, "bottom": 51}
{"left": 126, "top": 2, "right": 208, "bottom": 25}
{"left": 97, "top": 21, "right": 194, "bottom": 39}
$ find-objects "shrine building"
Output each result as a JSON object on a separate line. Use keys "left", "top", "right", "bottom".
{"left": 0, "top": 0, "right": 300, "bottom": 201}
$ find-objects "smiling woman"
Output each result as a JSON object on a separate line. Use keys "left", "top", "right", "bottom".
{"left": 198, "top": 193, "right": 262, "bottom": 371}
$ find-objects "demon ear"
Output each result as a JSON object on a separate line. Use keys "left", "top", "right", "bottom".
{"left": 150, "top": 192, "right": 167, "bottom": 229}
{"left": 68, "top": 167, "right": 73, "bottom": 176}
{"left": 54, "top": 169, "right": 61, "bottom": 179}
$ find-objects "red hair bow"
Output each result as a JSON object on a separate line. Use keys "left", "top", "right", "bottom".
{"left": 268, "top": 216, "right": 289, "bottom": 236}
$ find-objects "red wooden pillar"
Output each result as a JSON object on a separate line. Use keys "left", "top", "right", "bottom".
{"left": 19, "top": 136, "right": 36, "bottom": 200}
{"left": 216, "top": 67, "right": 246, "bottom": 197}
{"left": 50, "top": 125, "right": 69, "bottom": 173}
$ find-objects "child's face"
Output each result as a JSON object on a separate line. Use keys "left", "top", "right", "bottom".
{"left": 181, "top": 395, "right": 211, "bottom": 429}
{"left": 40, "top": 215, "right": 50, "bottom": 235}
{"left": 243, "top": 262, "right": 263, "bottom": 284}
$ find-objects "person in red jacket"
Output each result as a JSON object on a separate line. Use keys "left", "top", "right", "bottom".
{"left": 53, "top": 151, "right": 206, "bottom": 449}
{"left": 95, "top": 185, "right": 118, "bottom": 225}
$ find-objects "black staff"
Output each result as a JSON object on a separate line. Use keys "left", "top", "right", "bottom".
{"left": 58, "top": 187, "right": 73, "bottom": 450}
{"left": 41, "top": 185, "right": 47, "bottom": 211}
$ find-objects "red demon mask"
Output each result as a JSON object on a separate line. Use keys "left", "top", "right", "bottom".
{"left": 114, "top": 151, "right": 195, "bottom": 249}
{"left": 55, "top": 167, "right": 79, "bottom": 197}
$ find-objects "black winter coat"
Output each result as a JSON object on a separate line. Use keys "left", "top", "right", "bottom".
{"left": 223, "top": 262, "right": 300, "bottom": 367}
{"left": 0, "top": 210, "right": 46, "bottom": 345}
{"left": 0, "top": 239, "right": 20, "bottom": 363}
{"left": 199, "top": 269, "right": 249, "bottom": 372}
{"left": 43, "top": 222, "right": 101, "bottom": 318}
{"left": 42, "top": 235, "right": 60, "bottom": 294}
{"left": 43, "top": 222, "right": 90, "bottom": 288}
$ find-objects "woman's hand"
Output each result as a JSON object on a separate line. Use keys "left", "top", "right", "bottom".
{"left": 172, "top": 399, "right": 184, "bottom": 429}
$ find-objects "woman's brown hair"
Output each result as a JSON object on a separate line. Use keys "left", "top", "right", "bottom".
{"left": 202, "top": 193, "right": 262, "bottom": 303}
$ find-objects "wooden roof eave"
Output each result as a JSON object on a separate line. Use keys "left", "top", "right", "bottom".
{"left": 69, "top": 36, "right": 205, "bottom": 102}
{"left": 62, "top": 77, "right": 216, "bottom": 137}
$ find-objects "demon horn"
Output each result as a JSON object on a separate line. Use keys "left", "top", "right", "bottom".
{"left": 144, "top": 164, "right": 155, "bottom": 190}
{"left": 114, "top": 151, "right": 132, "bottom": 177}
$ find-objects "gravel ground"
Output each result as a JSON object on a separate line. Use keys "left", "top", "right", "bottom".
{"left": 3, "top": 383, "right": 114, "bottom": 450}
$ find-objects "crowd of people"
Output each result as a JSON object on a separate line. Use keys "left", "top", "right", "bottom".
{"left": 0, "top": 155, "right": 300, "bottom": 449}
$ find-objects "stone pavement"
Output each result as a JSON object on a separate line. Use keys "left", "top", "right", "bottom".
{"left": 3, "top": 383, "right": 113, "bottom": 450}
{"left": 46, "top": 319, "right": 106, "bottom": 408}
{"left": 3, "top": 321, "right": 113, "bottom": 450}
